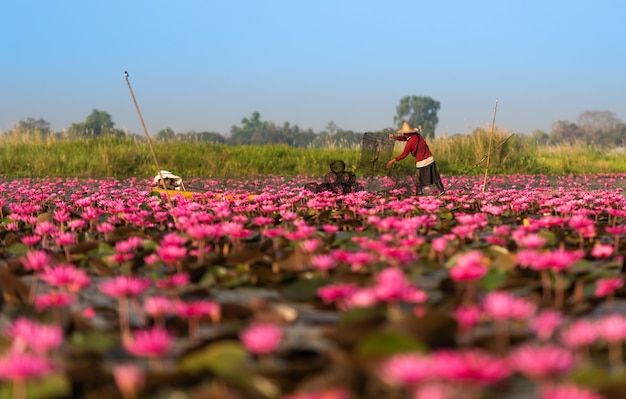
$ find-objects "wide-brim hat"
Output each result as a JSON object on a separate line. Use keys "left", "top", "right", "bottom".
{"left": 397, "top": 121, "right": 420, "bottom": 135}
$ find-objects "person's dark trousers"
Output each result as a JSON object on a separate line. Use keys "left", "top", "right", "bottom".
{"left": 436, "top": 181, "right": 445, "bottom": 193}
{"left": 415, "top": 168, "right": 423, "bottom": 195}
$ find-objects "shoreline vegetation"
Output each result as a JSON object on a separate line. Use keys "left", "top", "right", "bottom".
{"left": 1, "top": 133, "right": 625, "bottom": 179}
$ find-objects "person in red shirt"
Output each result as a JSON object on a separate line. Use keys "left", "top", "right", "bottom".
{"left": 386, "top": 121, "right": 445, "bottom": 195}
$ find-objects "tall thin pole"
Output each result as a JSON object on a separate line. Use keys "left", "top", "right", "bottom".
{"left": 124, "top": 71, "right": 174, "bottom": 208}
{"left": 482, "top": 98, "right": 499, "bottom": 193}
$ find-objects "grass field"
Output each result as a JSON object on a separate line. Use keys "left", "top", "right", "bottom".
{"left": 1, "top": 133, "right": 625, "bottom": 179}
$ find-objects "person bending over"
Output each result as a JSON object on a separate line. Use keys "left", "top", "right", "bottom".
{"left": 386, "top": 121, "right": 445, "bottom": 195}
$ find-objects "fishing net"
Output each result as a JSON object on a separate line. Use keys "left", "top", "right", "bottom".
{"left": 357, "top": 132, "right": 395, "bottom": 176}
{"left": 356, "top": 132, "right": 416, "bottom": 193}
{"left": 305, "top": 160, "right": 363, "bottom": 194}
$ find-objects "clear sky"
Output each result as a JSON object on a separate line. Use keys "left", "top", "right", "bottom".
{"left": 1, "top": 0, "right": 624, "bottom": 137}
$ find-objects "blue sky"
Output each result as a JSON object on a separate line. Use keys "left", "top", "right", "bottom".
{"left": 1, "top": 0, "right": 624, "bottom": 137}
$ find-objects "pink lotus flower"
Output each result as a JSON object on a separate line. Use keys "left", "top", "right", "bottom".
{"left": 144, "top": 296, "right": 173, "bottom": 321}
{"left": 100, "top": 276, "right": 150, "bottom": 338}
{"left": 374, "top": 268, "right": 412, "bottom": 302}
{"left": 454, "top": 305, "right": 482, "bottom": 333}
{"left": 113, "top": 364, "right": 145, "bottom": 399}
{"left": 160, "top": 232, "right": 188, "bottom": 247}
{"left": 157, "top": 244, "right": 188, "bottom": 267}
{"left": 414, "top": 382, "right": 454, "bottom": 399}
{"left": 96, "top": 222, "right": 115, "bottom": 240}
{"left": 174, "top": 300, "right": 221, "bottom": 342}
{"left": 34, "top": 291, "right": 75, "bottom": 311}
{"left": 21, "top": 235, "right": 41, "bottom": 247}
{"left": 378, "top": 352, "right": 431, "bottom": 387}
{"left": 342, "top": 287, "right": 379, "bottom": 309}
{"left": 433, "top": 349, "right": 511, "bottom": 386}
{"left": 54, "top": 231, "right": 76, "bottom": 247}
{"left": 282, "top": 387, "right": 351, "bottom": 399}
{"left": 597, "top": 314, "right": 626, "bottom": 343}
{"left": 310, "top": 254, "right": 338, "bottom": 275}
{"left": 317, "top": 283, "right": 358, "bottom": 305}
{"left": 431, "top": 237, "right": 448, "bottom": 253}
{"left": 185, "top": 223, "right": 220, "bottom": 264}
{"left": 67, "top": 219, "right": 87, "bottom": 231}
{"left": 530, "top": 309, "right": 564, "bottom": 341}
{"left": 0, "top": 351, "right": 54, "bottom": 381}
{"left": 124, "top": 327, "right": 173, "bottom": 359}
{"left": 155, "top": 273, "right": 190, "bottom": 292}
{"left": 322, "top": 224, "right": 339, "bottom": 234}
{"left": 53, "top": 209, "right": 71, "bottom": 225}
{"left": 449, "top": 250, "right": 488, "bottom": 281}
{"left": 534, "top": 249, "right": 585, "bottom": 272}
{"left": 591, "top": 243, "right": 614, "bottom": 258}
{"left": 594, "top": 277, "right": 624, "bottom": 298}
{"left": 174, "top": 299, "right": 220, "bottom": 321}
{"left": 114, "top": 237, "right": 143, "bottom": 253}
{"left": 99, "top": 276, "right": 151, "bottom": 298}
{"left": 508, "top": 343, "right": 575, "bottom": 380}
{"left": 514, "top": 232, "right": 547, "bottom": 249}
{"left": 20, "top": 250, "right": 52, "bottom": 272}
{"left": 483, "top": 291, "right": 536, "bottom": 321}
{"left": 560, "top": 319, "right": 599, "bottom": 351}
{"left": 40, "top": 264, "right": 90, "bottom": 293}
{"left": 6, "top": 317, "right": 63, "bottom": 355}
{"left": 34, "top": 221, "right": 57, "bottom": 238}
{"left": 239, "top": 322, "right": 283, "bottom": 356}
{"left": 540, "top": 383, "right": 603, "bottom": 399}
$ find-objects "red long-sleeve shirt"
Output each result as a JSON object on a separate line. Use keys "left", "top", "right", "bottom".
{"left": 393, "top": 133, "right": 432, "bottom": 162}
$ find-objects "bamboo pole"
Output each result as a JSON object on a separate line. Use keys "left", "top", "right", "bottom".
{"left": 124, "top": 71, "right": 175, "bottom": 211}
{"left": 482, "top": 98, "right": 499, "bottom": 193}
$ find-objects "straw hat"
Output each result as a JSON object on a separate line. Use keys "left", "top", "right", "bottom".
{"left": 397, "top": 121, "right": 420, "bottom": 135}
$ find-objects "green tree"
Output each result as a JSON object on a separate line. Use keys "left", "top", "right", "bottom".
{"left": 155, "top": 127, "right": 175, "bottom": 141}
{"left": 229, "top": 111, "right": 262, "bottom": 144}
{"left": 393, "top": 95, "right": 440, "bottom": 139}
{"left": 531, "top": 129, "right": 549, "bottom": 146}
{"left": 549, "top": 120, "right": 584, "bottom": 145}
{"left": 14, "top": 117, "right": 51, "bottom": 135}
{"left": 326, "top": 120, "right": 338, "bottom": 134}
{"left": 69, "top": 109, "right": 116, "bottom": 137}
{"left": 179, "top": 130, "right": 226, "bottom": 143}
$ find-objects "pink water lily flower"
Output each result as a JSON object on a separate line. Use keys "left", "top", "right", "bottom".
{"left": 378, "top": 352, "right": 432, "bottom": 387}
{"left": 6, "top": 317, "right": 64, "bottom": 355}
{"left": 540, "top": 383, "right": 603, "bottom": 399}
{"left": 530, "top": 309, "right": 564, "bottom": 341}
{"left": 124, "top": 327, "right": 173, "bottom": 371}
{"left": 113, "top": 364, "right": 145, "bottom": 399}
{"left": 0, "top": 352, "right": 55, "bottom": 385}
{"left": 174, "top": 299, "right": 221, "bottom": 342}
{"left": 594, "top": 277, "right": 624, "bottom": 298}
{"left": 449, "top": 250, "right": 488, "bottom": 281}
{"left": 20, "top": 250, "right": 52, "bottom": 272}
{"left": 100, "top": 276, "right": 151, "bottom": 338}
{"left": 239, "top": 322, "right": 283, "bottom": 356}
{"left": 508, "top": 343, "right": 575, "bottom": 380}
{"left": 590, "top": 243, "right": 614, "bottom": 258}
{"left": 433, "top": 349, "right": 511, "bottom": 386}
{"left": 40, "top": 264, "right": 90, "bottom": 293}
{"left": 483, "top": 291, "right": 537, "bottom": 321}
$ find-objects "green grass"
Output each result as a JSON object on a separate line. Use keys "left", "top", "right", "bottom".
{"left": 1, "top": 134, "right": 625, "bottom": 179}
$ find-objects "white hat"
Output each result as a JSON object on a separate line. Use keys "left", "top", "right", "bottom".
{"left": 153, "top": 170, "right": 182, "bottom": 185}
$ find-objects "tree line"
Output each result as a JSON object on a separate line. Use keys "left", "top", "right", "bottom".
{"left": 3, "top": 96, "right": 624, "bottom": 149}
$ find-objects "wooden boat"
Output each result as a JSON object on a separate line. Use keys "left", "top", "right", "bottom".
{"left": 150, "top": 188, "right": 259, "bottom": 201}
{"left": 150, "top": 187, "right": 198, "bottom": 199}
